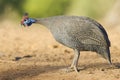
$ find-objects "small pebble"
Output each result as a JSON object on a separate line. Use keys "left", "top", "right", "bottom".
{"left": 23, "top": 55, "right": 33, "bottom": 58}
{"left": 101, "top": 68, "right": 105, "bottom": 71}
{"left": 13, "top": 57, "right": 22, "bottom": 61}
{"left": 64, "top": 49, "right": 70, "bottom": 53}
{"left": 53, "top": 45, "right": 58, "bottom": 48}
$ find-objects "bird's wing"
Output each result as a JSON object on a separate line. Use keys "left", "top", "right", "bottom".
{"left": 77, "top": 28, "right": 105, "bottom": 46}
{"left": 67, "top": 23, "right": 109, "bottom": 46}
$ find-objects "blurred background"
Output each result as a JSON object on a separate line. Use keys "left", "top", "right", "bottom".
{"left": 0, "top": 0, "right": 120, "bottom": 25}
{"left": 0, "top": 0, "right": 120, "bottom": 56}
{"left": 0, "top": 0, "right": 118, "bottom": 21}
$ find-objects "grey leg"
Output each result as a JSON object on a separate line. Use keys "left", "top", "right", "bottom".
{"left": 67, "top": 49, "right": 80, "bottom": 72}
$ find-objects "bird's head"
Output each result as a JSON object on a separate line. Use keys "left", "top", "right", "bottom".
{"left": 21, "top": 13, "right": 36, "bottom": 27}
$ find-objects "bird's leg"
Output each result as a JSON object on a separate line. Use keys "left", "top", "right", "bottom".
{"left": 67, "top": 49, "right": 80, "bottom": 72}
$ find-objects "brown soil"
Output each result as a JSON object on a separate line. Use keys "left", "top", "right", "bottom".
{"left": 0, "top": 20, "right": 120, "bottom": 80}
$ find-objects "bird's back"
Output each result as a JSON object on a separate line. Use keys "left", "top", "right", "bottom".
{"left": 38, "top": 16, "right": 110, "bottom": 51}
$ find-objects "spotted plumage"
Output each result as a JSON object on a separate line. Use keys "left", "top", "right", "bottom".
{"left": 21, "top": 13, "right": 111, "bottom": 72}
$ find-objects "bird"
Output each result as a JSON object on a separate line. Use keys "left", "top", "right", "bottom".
{"left": 21, "top": 13, "right": 111, "bottom": 72}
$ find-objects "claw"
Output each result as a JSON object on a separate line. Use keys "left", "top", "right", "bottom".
{"left": 73, "top": 66, "right": 79, "bottom": 73}
{"left": 60, "top": 66, "right": 79, "bottom": 73}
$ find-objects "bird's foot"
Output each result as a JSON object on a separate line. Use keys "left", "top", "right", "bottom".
{"left": 60, "top": 66, "right": 79, "bottom": 73}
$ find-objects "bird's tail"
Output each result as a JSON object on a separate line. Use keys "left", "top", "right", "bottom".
{"left": 101, "top": 47, "right": 112, "bottom": 64}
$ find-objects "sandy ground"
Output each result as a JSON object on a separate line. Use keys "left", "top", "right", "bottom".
{"left": 0, "top": 20, "right": 120, "bottom": 80}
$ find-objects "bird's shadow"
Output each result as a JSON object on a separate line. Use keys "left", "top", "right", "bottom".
{"left": 113, "top": 62, "right": 120, "bottom": 68}
{"left": 0, "top": 62, "right": 120, "bottom": 80}
{"left": 0, "top": 65, "right": 66, "bottom": 80}
{"left": 79, "top": 62, "right": 120, "bottom": 71}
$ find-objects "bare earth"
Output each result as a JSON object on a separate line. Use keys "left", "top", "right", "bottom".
{"left": 0, "top": 20, "right": 120, "bottom": 80}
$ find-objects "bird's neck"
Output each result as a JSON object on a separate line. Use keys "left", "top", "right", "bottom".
{"left": 35, "top": 17, "right": 54, "bottom": 29}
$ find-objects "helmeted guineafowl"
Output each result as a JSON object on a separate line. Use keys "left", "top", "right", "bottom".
{"left": 21, "top": 13, "right": 111, "bottom": 72}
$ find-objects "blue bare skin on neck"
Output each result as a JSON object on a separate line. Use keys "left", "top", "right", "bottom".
{"left": 23, "top": 18, "right": 36, "bottom": 26}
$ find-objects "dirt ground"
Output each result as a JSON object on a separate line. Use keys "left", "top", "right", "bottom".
{"left": 0, "top": 20, "right": 120, "bottom": 80}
